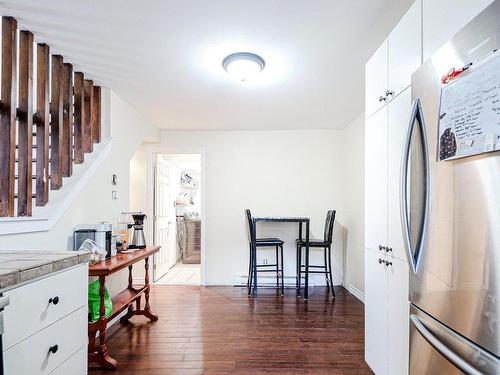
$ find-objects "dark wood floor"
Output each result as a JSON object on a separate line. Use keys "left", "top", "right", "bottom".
{"left": 89, "top": 286, "right": 372, "bottom": 375}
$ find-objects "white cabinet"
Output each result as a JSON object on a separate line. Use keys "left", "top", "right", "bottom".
{"left": 387, "top": 88, "right": 412, "bottom": 261}
{"left": 365, "top": 86, "right": 412, "bottom": 260}
{"left": 3, "top": 264, "right": 88, "bottom": 375}
{"left": 423, "top": 0, "right": 494, "bottom": 61}
{"left": 365, "top": 1, "right": 422, "bottom": 118}
{"left": 387, "top": 257, "right": 410, "bottom": 375}
{"left": 364, "top": 106, "right": 387, "bottom": 252}
{"left": 388, "top": 0, "right": 422, "bottom": 98}
{"left": 4, "top": 307, "right": 87, "bottom": 375}
{"left": 365, "top": 250, "right": 409, "bottom": 375}
{"left": 365, "top": 41, "right": 388, "bottom": 118}
{"left": 365, "top": 250, "right": 388, "bottom": 375}
{"left": 3, "top": 265, "right": 87, "bottom": 350}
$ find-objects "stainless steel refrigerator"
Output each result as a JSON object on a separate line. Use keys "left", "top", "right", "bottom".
{"left": 402, "top": 1, "right": 500, "bottom": 374}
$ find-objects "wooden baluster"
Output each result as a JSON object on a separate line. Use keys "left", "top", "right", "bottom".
{"left": 73, "top": 72, "right": 84, "bottom": 164}
{"left": 0, "top": 17, "right": 17, "bottom": 216}
{"left": 83, "top": 79, "right": 94, "bottom": 153}
{"left": 17, "top": 30, "right": 34, "bottom": 216}
{"left": 92, "top": 86, "right": 101, "bottom": 143}
{"left": 62, "top": 63, "right": 73, "bottom": 177}
{"left": 50, "top": 55, "right": 64, "bottom": 189}
{"left": 35, "top": 44, "right": 50, "bottom": 206}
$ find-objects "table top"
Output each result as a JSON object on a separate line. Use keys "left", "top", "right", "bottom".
{"left": 89, "top": 246, "right": 160, "bottom": 276}
{"left": 253, "top": 216, "right": 310, "bottom": 223}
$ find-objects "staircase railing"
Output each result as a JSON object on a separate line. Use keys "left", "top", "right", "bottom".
{"left": 0, "top": 16, "right": 102, "bottom": 217}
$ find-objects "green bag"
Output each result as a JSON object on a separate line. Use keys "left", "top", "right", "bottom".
{"left": 88, "top": 279, "right": 112, "bottom": 322}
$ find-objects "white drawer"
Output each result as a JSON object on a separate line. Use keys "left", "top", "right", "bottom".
{"left": 4, "top": 306, "right": 87, "bottom": 375}
{"left": 50, "top": 346, "right": 87, "bottom": 375}
{"left": 3, "top": 264, "right": 87, "bottom": 350}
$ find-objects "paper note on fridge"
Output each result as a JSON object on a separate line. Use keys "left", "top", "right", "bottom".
{"left": 438, "top": 52, "right": 500, "bottom": 161}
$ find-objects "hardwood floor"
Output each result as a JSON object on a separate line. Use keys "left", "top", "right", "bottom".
{"left": 89, "top": 286, "right": 372, "bottom": 375}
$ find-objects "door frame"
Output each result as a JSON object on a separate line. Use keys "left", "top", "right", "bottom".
{"left": 147, "top": 147, "right": 207, "bottom": 285}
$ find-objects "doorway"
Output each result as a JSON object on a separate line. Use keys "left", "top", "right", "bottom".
{"left": 152, "top": 153, "right": 203, "bottom": 285}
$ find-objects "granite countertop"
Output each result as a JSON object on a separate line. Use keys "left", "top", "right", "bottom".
{"left": 0, "top": 251, "right": 90, "bottom": 291}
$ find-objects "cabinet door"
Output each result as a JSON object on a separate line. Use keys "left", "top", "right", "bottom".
{"left": 388, "top": 0, "right": 422, "bottom": 99}
{"left": 387, "top": 257, "right": 410, "bottom": 375}
{"left": 365, "top": 40, "right": 388, "bottom": 118}
{"left": 365, "top": 250, "right": 388, "bottom": 375}
{"left": 365, "top": 106, "right": 388, "bottom": 252}
{"left": 387, "top": 88, "right": 411, "bottom": 261}
{"left": 423, "top": 0, "right": 494, "bottom": 61}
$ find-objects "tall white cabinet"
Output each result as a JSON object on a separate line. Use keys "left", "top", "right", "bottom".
{"left": 364, "top": 1, "right": 421, "bottom": 374}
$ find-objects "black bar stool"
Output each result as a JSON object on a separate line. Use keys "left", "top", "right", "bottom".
{"left": 296, "top": 210, "right": 336, "bottom": 298}
{"left": 246, "top": 209, "right": 285, "bottom": 296}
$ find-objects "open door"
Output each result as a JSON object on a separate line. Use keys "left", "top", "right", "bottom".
{"left": 153, "top": 155, "right": 176, "bottom": 281}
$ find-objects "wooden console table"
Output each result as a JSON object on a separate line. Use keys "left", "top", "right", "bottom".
{"left": 88, "top": 246, "right": 160, "bottom": 370}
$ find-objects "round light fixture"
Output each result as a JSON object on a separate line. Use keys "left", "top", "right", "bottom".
{"left": 222, "top": 52, "right": 265, "bottom": 82}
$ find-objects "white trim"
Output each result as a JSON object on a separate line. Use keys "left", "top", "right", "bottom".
{"left": 148, "top": 147, "right": 207, "bottom": 286}
{"left": 0, "top": 139, "right": 112, "bottom": 235}
{"left": 346, "top": 283, "right": 365, "bottom": 303}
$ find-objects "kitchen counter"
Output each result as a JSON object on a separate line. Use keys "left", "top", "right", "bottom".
{"left": 0, "top": 250, "right": 90, "bottom": 291}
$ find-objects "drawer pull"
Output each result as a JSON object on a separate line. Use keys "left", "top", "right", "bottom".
{"left": 48, "top": 296, "right": 60, "bottom": 305}
{"left": 385, "top": 261, "right": 393, "bottom": 266}
{"left": 378, "top": 258, "right": 384, "bottom": 264}
{"left": 49, "top": 344, "right": 59, "bottom": 354}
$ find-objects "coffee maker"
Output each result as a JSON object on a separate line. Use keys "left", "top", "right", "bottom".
{"left": 129, "top": 213, "right": 147, "bottom": 249}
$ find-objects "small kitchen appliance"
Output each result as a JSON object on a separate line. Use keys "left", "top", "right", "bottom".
{"left": 129, "top": 213, "right": 147, "bottom": 249}
{"left": 73, "top": 223, "right": 113, "bottom": 258}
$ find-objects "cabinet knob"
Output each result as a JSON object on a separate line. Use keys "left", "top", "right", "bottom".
{"left": 385, "top": 90, "right": 394, "bottom": 97}
{"left": 49, "top": 345, "right": 59, "bottom": 354}
{"left": 378, "top": 258, "right": 384, "bottom": 264}
{"left": 49, "top": 296, "right": 59, "bottom": 305}
{"left": 378, "top": 95, "right": 387, "bottom": 102}
{"left": 385, "top": 247, "right": 392, "bottom": 252}
{"left": 385, "top": 260, "right": 393, "bottom": 266}
{"left": 378, "top": 245, "right": 385, "bottom": 251}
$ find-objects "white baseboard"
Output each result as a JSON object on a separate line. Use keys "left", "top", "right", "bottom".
{"left": 345, "top": 283, "right": 365, "bottom": 303}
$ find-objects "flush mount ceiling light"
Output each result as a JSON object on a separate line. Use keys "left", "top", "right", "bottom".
{"left": 222, "top": 52, "right": 265, "bottom": 82}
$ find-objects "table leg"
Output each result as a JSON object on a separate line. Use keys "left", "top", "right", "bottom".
{"left": 143, "top": 256, "right": 159, "bottom": 321}
{"left": 120, "top": 265, "right": 136, "bottom": 323}
{"left": 304, "top": 221, "right": 310, "bottom": 300}
{"left": 93, "top": 275, "right": 118, "bottom": 370}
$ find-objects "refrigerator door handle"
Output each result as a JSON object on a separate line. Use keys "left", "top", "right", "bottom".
{"left": 401, "top": 98, "right": 430, "bottom": 274}
{"left": 410, "top": 314, "right": 484, "bottom": 375}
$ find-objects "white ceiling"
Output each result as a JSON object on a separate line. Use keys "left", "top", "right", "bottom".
{"left": 1, "top": 0, "right": 413, "bottom": 130}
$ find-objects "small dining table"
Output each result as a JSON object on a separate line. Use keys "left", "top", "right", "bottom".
{"left": 251, "top": 216, "right": 311, "bottom": 299}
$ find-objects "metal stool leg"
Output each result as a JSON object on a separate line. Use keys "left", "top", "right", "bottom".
{"left": 280, "top": 244, "right": 284, "bottom": 296}
{"left": 247, "top": 243, "right": 252, "bottom": 289}
{"left": 247, "top": 243, "right": 254, "bottom": 296}
{"left": 327, "top": 245, "right": 335, "bottom": 299}
{"left": 275, "top": 245, "right": 279, "bottom": 288}
{"left": 324, "top": 247, "right": 331, "bottom": 293}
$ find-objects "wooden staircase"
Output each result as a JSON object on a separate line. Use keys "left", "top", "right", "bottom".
{"left": 0, "top": 16, "right": 102, "bottom": 217}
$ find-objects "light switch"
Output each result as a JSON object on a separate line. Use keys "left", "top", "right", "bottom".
{"left": 112, "top": 190, "right": 118, "bottom": 199}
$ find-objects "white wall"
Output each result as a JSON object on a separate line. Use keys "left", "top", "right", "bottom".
{"left": 0, "top": 91, "right": 159, "bottom": 297}
{"left": 133, "top": 129, "right": 362, "bottom": 287}
{"left": 341, "top": 113, "right": 365, "bottom": 297}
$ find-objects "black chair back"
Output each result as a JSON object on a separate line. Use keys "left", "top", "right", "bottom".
{"left": 245, "top": 209, "right": 255, "bottom": 242}
{"left": 323, "top": 210, "right": 336, "bottom": 244}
